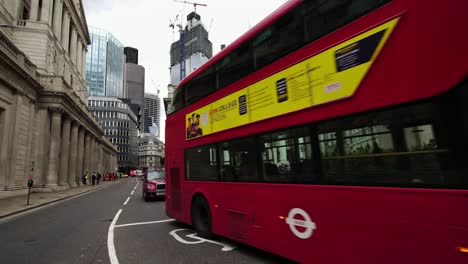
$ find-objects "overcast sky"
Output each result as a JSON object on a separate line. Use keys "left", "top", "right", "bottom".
{"left": 82, "top": 0, "right": 288, "bottom": 140}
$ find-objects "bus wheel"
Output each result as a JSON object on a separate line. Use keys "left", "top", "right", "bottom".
{"left": 191, "top": 196, "right": 212, "bottom": 238}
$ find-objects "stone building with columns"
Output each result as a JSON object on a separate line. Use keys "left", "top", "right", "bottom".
{"left": 0, "top": 0, "right": 117, "bottom": 192}
{"left": 138, "top": 135, "right": 165, "bottom": 169}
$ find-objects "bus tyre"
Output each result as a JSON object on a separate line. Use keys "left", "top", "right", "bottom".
{"left": 191, "top": 196, "right": 212, "bottom": 238}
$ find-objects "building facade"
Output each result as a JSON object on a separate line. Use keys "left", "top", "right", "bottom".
{"left": 138, "top": 135, "right": 164, "bottom": 168}
{"left": 0, "top": 0, "right": 117, "bottom": 192}
{"left": 85, "top": 26, "right": 125, "bottom": 97}
{"left": 169, "top": 11, "right": 212, "bottom": 85}
{"left": 143, "top": 93, "right": 160, "bottom": 136}
{"left": 88, "top": 97, "right": 138, "bottom": 168}
{"left": 123, "top": 47, "right": 144, "bottom": 132}
{"left": 85, "top": 26, "right": 106, "bottom": 96}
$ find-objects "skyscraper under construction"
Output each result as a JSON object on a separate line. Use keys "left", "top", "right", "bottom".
{"left": 169, "top": 12, "right": 213, "bottom": 85}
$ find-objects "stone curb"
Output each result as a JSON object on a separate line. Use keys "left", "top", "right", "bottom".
{"left": 0, "top": 181, "right": 120, "bottom": 220}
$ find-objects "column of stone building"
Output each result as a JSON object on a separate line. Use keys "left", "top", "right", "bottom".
{"left": 94, "top": 139, "right": 99, "bottom": 173}
{"left": 70, "top": 25, "right": 78, "bottom": 65}
{"left": 58, "top": 117, "right": 71, "bottom": 186}
{"left": 102, "top": 151, "right": 107, "bottom": 174}
{"left": 34, "top": 108, "right": 49, "bottom": 187}
{"left": 45, "top": 107, "right": 63, "bottom": 188}
{"left": 89, "top": 137, "right": 93, "bottom": 173}
{"left": 40, "top": 0, "right": 52, "bottom": 25}
{"left": 68, "top": 122, "right": 79, "bottom": 187}
{"left": 92, "top": 137, "right": 97, "bottom": 173}
{"left": 89, "top": 137, "right": 94, "bottom": 173}
{"left": 81, "top": 45, "right": 86, "bottom": 77}
{"left": 61, "top": 8, "right": 70, "bottom": 53}
{"left": 95, "top": 140, "right": 99, "bottom": 173}
{"left": 83, "top": 133, "right": 91, "bottom": 177}
{"left": 52, "top": 0, "right": 63, "bottom": 38}
{"left": 76, "top": 40, "right": 82, "bottom": 74}
{"left": 30, "top": 0, "right": 40, "bottom": 21}
{"left": 92, "top": 139, "right": 96, "bottom": 173}
{"left": 76, "top": 128, "right": 85, "bottom": 185}
{"left": 91, "top": 137, "right": 96, "bottom": 174}
{"left": 105, "top": 151, "right": 110, "bottom": 173}
{"left": 96, "top": 141, "right": 101, "bottom": 173}
{"left": 99, "top": 144, "right": 103, "bottom": 173}
{"left": 5, "top": 94, "right": 22, "bottom": 190}
{"left": 95, "top": 142, "right": 100, "bottom": 173}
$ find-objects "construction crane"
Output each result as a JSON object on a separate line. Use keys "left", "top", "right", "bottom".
{"left": 169, "top": 10, "right": 183, "bottom": 42}
{"left": 207, "top": 17, "right": 213, "bottom": 34}
{"left": 174, "top": 0, "right": 207, "bottom": 14}
{"left": 172, "top": 0, "right": 207, "bottom": 81}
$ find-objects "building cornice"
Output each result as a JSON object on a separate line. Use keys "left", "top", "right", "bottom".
{"left": 64, "top": 0, "right": 90, "bottom": 45}
{"left": 39, "top": 90, "right": 96, "bottom": 127}
{"left": 37, "top": 89, "right": 117, "bottom": 149}
{"left": 78, "top": 0, "right": 91, "bottom": 44}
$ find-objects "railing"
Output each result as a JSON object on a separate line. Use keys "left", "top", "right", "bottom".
{"left": 16, "top": 20, "right": 27, "bottom": 27}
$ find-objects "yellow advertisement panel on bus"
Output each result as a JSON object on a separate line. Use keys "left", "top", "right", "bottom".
{"left": 186, "top": 18, "right": 399, "bottom": 140}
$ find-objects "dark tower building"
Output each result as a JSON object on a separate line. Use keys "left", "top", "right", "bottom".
{"left": 124, "top": 47, "right": 139, "bottom": 64}
{"left": 123, "top": 46, "right": 145, "bottom": 132}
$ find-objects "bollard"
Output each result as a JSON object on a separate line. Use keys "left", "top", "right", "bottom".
{"left": 27, "top": 179, "right": 33, "bottom": 205}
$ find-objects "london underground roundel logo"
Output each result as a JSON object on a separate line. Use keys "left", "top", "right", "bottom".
{"left": 285, "top": 208, "right": 316, "bottom": 239}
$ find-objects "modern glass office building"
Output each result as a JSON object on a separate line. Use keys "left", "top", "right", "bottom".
{"left": 86, "top": 26, "right": 125, "bottom": 97}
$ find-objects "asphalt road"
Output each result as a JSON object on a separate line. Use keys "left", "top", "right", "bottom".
{"left": 0, "top": 178, "right": 295, "bottom": 264}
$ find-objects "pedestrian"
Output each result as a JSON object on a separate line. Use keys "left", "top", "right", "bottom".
{"left": 83, "top": 171, "right": 89, "bottom": 185}
{"left": 92, "top": 172, "right": 96, "bottom": 186}
{"left": 97, "top": 172, "right": 101, "bottom": 185}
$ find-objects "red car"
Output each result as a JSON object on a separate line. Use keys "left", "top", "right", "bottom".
{"left": 142, "top": 168, "right": 165, "bottom": 201}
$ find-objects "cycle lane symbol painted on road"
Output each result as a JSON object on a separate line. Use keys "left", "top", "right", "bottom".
{"left": 169, "top": 229, "right": 236, "bottom": 252}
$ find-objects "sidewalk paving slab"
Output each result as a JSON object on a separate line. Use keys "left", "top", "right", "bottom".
{"left": 0, "top": 181, "right": 120, "bottom": 219}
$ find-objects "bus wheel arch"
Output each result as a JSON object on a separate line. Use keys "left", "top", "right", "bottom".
{"left": 190, "top": 193, "right": 213, "bottom": 238}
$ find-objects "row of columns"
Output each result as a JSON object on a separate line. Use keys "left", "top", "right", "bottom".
{"left": 29, "top": 0, "right": 87, "bottom": 78}
{"left": 43, "top": 107, "right": 115, "bottom": 188}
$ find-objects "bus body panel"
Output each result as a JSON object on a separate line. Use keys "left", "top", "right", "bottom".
{"left": 166, "top": 0, "right": 468, "bottom": 262}
{"left": 178, "top": 182, "right": 468, "bottom": 263}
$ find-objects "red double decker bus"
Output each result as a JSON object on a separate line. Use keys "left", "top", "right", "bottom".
{"left": 165, "top": 0, "right": 468, "bottom": 262}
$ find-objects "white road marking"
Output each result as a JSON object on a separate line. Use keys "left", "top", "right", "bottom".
{"left": 169, "top": 229, "right": 236, "bottom": 252}
{"left": 108, "top": 209, "right": 122, "bottom": 264}
{"left": 115, "top": 219, "right": 175, "bottom": 228}
{"left": 130, "top": 190, "right": 134, "bottom": 195}
{"left": 123, "top": 197, "right": 130, "bottom": 205}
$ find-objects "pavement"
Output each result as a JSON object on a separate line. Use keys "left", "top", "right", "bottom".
{"left": 0, "top": 180, "right": 120, "bottom": 219}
